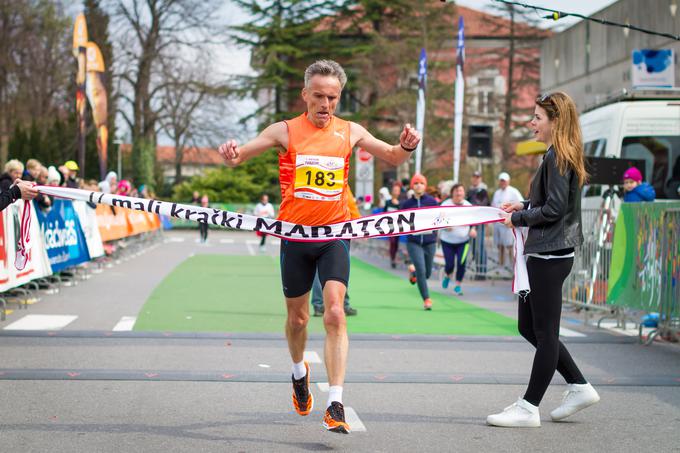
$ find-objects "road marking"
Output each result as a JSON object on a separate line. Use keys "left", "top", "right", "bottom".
{"left": 303, "top": 350, "right": 322, "bottom": 364}
{"left": 344, "top": 407, "right": 367, "bottom": 432}
{"left": 317, "top": 382, "right": 329, "bottom": 392}
{"left": 4, "top": 315, "right": 77, "bottom": 330}
{"left": 113, "top": 316, "right": 136, "bottom": 331}
{"left": 219, "top": 239, "right": 235, "bottom": 244}
{"left": 559, "top": 327, "right": 586, "bottom": 337}
{"left": 165, "top": 237, "right": 185, "bottom": 243}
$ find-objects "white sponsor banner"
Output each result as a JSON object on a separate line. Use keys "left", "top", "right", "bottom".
{"left": 0, "top": 200, "right": 52, "bottom": 292}
{"left": 72, "top": 200, "right": 105, "bottom": 259}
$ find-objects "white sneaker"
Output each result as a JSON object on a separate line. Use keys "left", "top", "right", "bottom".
{"left": 487, "top": 398, "right": 541, "bottom": 428}
{"left": 259, "top": 245, "right": 266, "bottom": 253}
{"left": 550, "top": 383, "right": 600, "bottom": 421}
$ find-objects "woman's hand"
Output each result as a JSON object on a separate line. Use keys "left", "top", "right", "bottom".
{"left": 501, "top": 201, "right": 523, "bottom": 213}
{"left": 498, "top": 211, "right": 514, "bottom": 228}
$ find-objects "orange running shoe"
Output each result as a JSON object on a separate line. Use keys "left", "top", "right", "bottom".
{"left": 323, "top": 401, "right": 350, "bottom": 434}
{"left": 423, "top": 298, "right": 433, "bottom": 310}
{"left": 292, "top": 361, "right": 313, "bottom": 416}
{"left": 408, "top": 264, "right": 417, "bottom": 285}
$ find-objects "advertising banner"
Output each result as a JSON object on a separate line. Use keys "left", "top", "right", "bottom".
{"left": 632, "top": 49, "right": 675, "bottom": 89}
{"left": 72, "top": 201, "right": 104, "bottom": 258}
{"left": 35, "top": 199, "right": 91, "bottom": 273}
{"left": 0, "top": 201, "right": 52, "bottom": 291}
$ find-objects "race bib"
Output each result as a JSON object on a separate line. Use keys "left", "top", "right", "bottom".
{"left": 294, "top": 154, "right": 344, "bottom": 201}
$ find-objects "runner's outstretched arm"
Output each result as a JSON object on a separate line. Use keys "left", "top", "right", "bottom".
{"left": 350, "top": 123, "right": 420, "bottom": 166}
{"left": 217, "top": 122, "right": 289, "bottom": 167}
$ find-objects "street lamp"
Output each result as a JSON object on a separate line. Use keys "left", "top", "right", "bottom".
{"left": 671, "top": 2, "right": 678, "bottom": 17}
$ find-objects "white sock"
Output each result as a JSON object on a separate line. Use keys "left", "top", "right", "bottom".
{"left": 327, "top": 386, "right": 343, "bottom": 408}
{"left": 292, "top": 361, "right": 306, "bottom": 380}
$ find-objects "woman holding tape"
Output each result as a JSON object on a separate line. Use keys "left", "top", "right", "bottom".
{"left": 490, "top": 92, "right": 599, "bottom": 428}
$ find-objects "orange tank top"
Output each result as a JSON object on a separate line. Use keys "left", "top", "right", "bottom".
{"left": 278, "top": 113, "right": 351, "bottom": 226}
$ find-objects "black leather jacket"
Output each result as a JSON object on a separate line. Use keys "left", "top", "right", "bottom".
{"left": 511, "top": 147, "right": 583, "bottom": 254}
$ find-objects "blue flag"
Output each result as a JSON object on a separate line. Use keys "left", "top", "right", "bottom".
{"left": 456, "top": 16, "right": 465, "bottom": 73}
{"left": 418, "top": 48, "right": 427, "bottom": 91}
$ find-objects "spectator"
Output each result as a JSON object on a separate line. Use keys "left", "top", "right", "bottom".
{"left": 116, "top": 179, "right": 131, "bottom": 196}
{"left": 198, "top": 194, "right": 209, "bottom": 243}
{"left": 622, "top": 167, "right": 655, "bottom": 202}
{"left": 138, "top": 184, "right": 150, "bottom": 198}
{"left": 23, "top": 159, "right": 42, "bottom": 181}
{"left": 253, "top": 194, "right": 276, "bottom": 252}
{"left": 400, "top": 173, "right": 439, "bottom": 311}
{"left": 63, "top": 160, "right": 80, "bottom": 188}
{"left": 439, "top": 184, "right": 477, "bottom": 296}
{"left": 98, "top": 171, "right": 118, "bottom": 194}
{"left": 492, "top": 172, "right": 523, "bottom": 269}
{"left": 1, "top": 159, "right": 24, "bottom": 191}
{"left": 191, "top": 190, "right": 200, "bottom": 204}
{"left": 427, "top": 186, "right": 442, "bottom": 203}
{"left": 0, "top": 179, "right": 37, "bottom": 211}
{"left": 35, "top": 166, "right": 52, "bottom": 211}
{"left": 378, "top": 186, "right": 390, "bottom": 208}
{"left": 467, "top": 170, "right": 490, "bottom": 206}
{"left": 384, "top": 183, "right": 402, "bottom": 268}
{"left": 47, "top": 166, "right": 62, "bottom": 186}
{"left": 466, "top": 170, "right": 490, "bottom": 279}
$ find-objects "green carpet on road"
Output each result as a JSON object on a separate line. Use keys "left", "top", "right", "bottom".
{"left": 134, "top": 255, "right": 518, "bottom": 336}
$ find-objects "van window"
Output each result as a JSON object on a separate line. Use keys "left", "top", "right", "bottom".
{"left": 584, "top": 139, "right": 607, "bottom": 157}
{"left": 621, "top": 136, "right": 680, "bottom": 199}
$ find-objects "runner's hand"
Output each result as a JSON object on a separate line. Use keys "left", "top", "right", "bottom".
{"left": 218, "top": 140, "right": 240, "bottom": 167}
{"left": 399, "top": 123, "right": 421, "bottom": 151}
{"left": 501, "top": 201, "right": 523, "bottom": 213}
{"left": 15, "top": 179, "right": 38, "bottom": 200}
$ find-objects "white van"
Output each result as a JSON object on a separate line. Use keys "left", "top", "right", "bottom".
{"left": 580, "top": 94, "right": 680, "bottom": 200}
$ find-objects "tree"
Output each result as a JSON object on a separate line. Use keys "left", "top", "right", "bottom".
{"left": 0, "top": 1, "right": 71, "bottom": 167}
{"left": 483, "top": 3, "right": 546, "bottom": 161}
{"left": 231, "top": 0, "right": 349, "bottom": 126}
{"left": 111, "top": 0, "right": 222, "bottom": 188}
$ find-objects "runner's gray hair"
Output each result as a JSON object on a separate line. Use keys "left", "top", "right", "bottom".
{"left": 304, "top": 60, "right": 347, "bottom": 89}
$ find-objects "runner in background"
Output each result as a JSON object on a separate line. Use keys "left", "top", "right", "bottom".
{"left": 439, "top": 183, "right": 477, "bottom": 296}
{"left": 198, "top": 194, "right": 209, "bottom": 243}
{"left": 383, "top": 182, "right": 402, "bottom": 269}
{"left": 253, "top": 194, "right": 276, "bottom": 252}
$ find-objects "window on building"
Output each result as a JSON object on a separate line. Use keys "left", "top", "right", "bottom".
{"left": 477, "top": 91, "right": 495, "bottom": 115}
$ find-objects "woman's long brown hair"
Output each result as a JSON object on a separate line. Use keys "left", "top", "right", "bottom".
{"left": 536, "top": 92, "right": 588, "bottom": 187}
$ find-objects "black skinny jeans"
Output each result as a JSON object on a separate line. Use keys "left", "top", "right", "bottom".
{"left": 519, "top": 256, "right": 587, "bottom": 406}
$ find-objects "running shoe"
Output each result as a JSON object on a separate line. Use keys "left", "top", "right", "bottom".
{"left": 323, "top": 401, "right": 350, "bottom": 434}
{"left": 442, "top": 276, "right": 450, "bottom": 289}
{"left": 408, "top": 264, "right": 417, "bottom": 285}
{"left": 292, "top": 361, "right": 313, "bottom": 416}
{"left": 423, "top": 298, "right": 433, "bottom": 310}
{"left": 454, "top": 285, "right": 463, "bottom": 296}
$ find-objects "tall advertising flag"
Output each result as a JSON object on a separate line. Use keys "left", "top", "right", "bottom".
{"left": 85, "top": 42, "right": 109, "bottom": 180}
{"left": 453, "top": 16, "right": 465, "bottom": 183}
{"left": 415, "top": 48, "right": 427, "bottom": 175}
{"left": 72, "top": 14, "right": 88, "bottom": 175}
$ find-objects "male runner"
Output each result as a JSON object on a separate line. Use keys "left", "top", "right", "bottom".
{"left": 218, "top": 59, "right": 420, "bottom": 434}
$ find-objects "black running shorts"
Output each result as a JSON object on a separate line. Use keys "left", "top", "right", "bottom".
{"left": 279, "top": 239, "right": 351, "bottom": 298}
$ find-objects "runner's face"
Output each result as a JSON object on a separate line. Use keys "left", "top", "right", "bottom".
{"left": 302, "top": 75, "right": 342, "bottom": 128}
